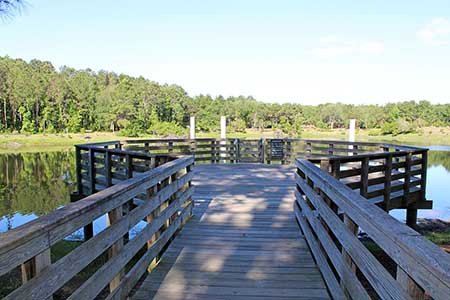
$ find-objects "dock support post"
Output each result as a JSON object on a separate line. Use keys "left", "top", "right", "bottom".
{"left": 220, "top": 116, "right": 226, "bottom": 163}
{"left": 190, "top": 116, "right": 196, "bottom": 139}
{"left": 348, "top": 119, "right": 356, "bottom": 155}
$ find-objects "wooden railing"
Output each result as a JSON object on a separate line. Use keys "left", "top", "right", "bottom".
{"left": 0, "top": 156, "right": 195, "bottom": 300}
{"left": 76, "top": 138, "right": 429, "bottom": 223}
{"left": 294, "top": 159, "right": 450, "bottom": 300}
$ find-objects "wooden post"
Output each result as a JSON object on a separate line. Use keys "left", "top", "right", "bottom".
{"left": 88, "top": 148, "right": 96, "bottom": 194}
{"left": 360, "top": 157, "right": 369, "bottom": 198}
{"left": 190, "top": 116, "right": 196, "bottom": 139}
{"left": 210, "top": 140, "right": 216, "bottom": 163}
{"left": 397, "top": 266, "right": 425, "bottom": 300}
{"left": 105, "top": 151, "right": 112, "bottom": 187}
{"left": 348, "top": 119, "right": 356, "bottom": 156}
{"left": 341, "top": 214, "right": 358, "bottom": 298}
{"left": 75, "top": 146, "right": 83, "bottom": 195}
{"left": 404, "top": 152, "right": 418, "bottom": 228}
{"left": 84, "top": 148, "right": 96, "bottom": 240}
{"left": 236, "top": 138, "right": 240, "bottom": 163}
{"left": 286, "top": 139, "right": 292, "bottom": 164}
{"left": 125, "top": 154, "right": 133, "bottom": 179}
{"left": 107, "top": 206, "right": 124, "bottom": 299}
{"left": 21, "top": 249, "right": 53, "bottom": 300}
{"left": 383, "top": 154, "right": 392, "bottom": 211}
{"left": 146, "top": 184, "right": 159, "bottom": 271}
{"left": 420, "top": 150, "right": 428, "bottom": 202}
{"left": 259, "top": 138, "right": 265, "bottom": 163}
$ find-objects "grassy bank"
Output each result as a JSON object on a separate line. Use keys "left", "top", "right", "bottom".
{"left": 1, "top": 126, "right": 449, "bottom": 153}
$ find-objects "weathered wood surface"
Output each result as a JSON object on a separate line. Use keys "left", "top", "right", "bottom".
{"left": 295, "top": 159, "right": 450, "bottom": 300}
{"left": 0, "top": 156, "right": 194, "bottom": 300}
{"left": 132, "top": 164, "right": 330, "bottom": 300}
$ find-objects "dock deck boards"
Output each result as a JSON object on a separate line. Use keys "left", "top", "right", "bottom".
{"left": 132, "top": 164, "right": 330, "bottom": 300}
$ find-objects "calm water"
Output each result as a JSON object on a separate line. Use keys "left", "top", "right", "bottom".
{"left": 0, "top": 148, "right": 449, "bottom": 233}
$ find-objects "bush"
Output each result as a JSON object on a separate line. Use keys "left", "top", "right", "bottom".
{"left": 368, "top": 128, "right": 381, "bottom": 136}
{"left": 147, "top": 121, "right": 186, "bottom": 136}
{"left": 381, "top": 118, "right": 417, "bottom": 135}
{"left": 118, "top": 123, "right": 142, "bottom": 137}
{"left": 230, "top": 119, "right": 246, "bottom": 132}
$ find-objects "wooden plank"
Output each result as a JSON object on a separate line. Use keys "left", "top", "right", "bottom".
{"left": 296, "top": 159, "right": 450, "bottom": 300}
{"left": 133, "top": 164, "right": 330, "bottom": 300}
{"left": 0, "top": 156, "right": 194, "bottom": 278}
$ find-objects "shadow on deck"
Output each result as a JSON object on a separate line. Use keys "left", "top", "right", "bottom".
{"left": 132, "top": 164, "right": 330, "bottom": 300}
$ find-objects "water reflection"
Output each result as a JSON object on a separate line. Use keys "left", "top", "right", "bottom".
{"left": 0, "top": 149, "right": 449, "bottom": 232}
{"left": 0, "top": 151, "right": 75, "bottom": 232}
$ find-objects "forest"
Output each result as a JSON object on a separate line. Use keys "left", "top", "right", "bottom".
{"left": 1, "top": 56, "right": 450, "bottom": 137}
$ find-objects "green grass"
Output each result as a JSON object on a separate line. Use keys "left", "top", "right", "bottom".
{"left": 1, "top": 126, "right": 449, "bottom": 153}
{"left": 422, "top": 231, "right": 450, "bottom": 245}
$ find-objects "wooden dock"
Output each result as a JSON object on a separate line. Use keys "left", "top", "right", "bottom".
{"left": 1, "top": 138, "right": 449, "bottom": 300}
{"left": 133, "top": 164, "right": 330, "bottom": 300}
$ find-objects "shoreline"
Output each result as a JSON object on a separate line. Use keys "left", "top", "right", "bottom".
{"left": 1, "top": 127, "right": 450, "bottom": 153}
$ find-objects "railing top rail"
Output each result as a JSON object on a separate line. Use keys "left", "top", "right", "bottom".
{"left": 295, "top": 158, "right": 450, "bottom": 297}
{"left": 0, "top": 155, "right": 195, "bottom": 276}
{"left": 307, "top": 148, "right": 428, "bottom": 162}
{"left": 76, "top": 140, "right": 122, "bottom": 148}
{"left": 76, "top": 144, "right": 182, "bottom": 159}
{"left": 77, "top": 138, "right": 426, "bottom": 151}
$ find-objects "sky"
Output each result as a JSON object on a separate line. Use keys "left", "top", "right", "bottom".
{"left": 1, "top": 0, "right": 450, "bottom": 105}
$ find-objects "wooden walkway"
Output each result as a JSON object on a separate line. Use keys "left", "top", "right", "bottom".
{"left": 132, "top": 164, "right": 330, "bottom": 300}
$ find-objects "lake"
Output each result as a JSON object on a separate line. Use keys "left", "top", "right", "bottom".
{"left": 0, "top": 147, "right": 449, "bottom": 233}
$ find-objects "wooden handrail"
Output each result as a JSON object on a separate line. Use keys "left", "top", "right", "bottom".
{"left": 74, "top": 139, "right": 429, "bottom": 220}
{"left": 0, "top": 156, "right": 195, "bottom": 300}
{"left": 295, "top": 159, "right": 450, "bottom": 300}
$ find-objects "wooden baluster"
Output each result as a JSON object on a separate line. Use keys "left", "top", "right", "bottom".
{"left": 306, "top": 142, "right": 312, "bottom": 156}
{"left": 353, "top": 144, "right": 358, "bottom": 156}
{"left": 75, "top": 147, "right": 83, "bottom": 195}
{"left": 88, "top": 148, "right": 96, "bottom": 194}
{"left": 384, "top": 154, "right": 392, "bottom": 211}
{"left": 105, "top": 150, "right": 112, "bottom": 187}
{"left": 84, "top": 148, "right": 96, "bottom": 240}
{"left": 21, "top": 249, "right": 53, "bottom": 300}
{"left": 210, "top": 140, "right": 215, "bottom": 163}
{"left": 360, "top": 157, "right": 369, "bottom": 198}
{"left": 397, "top": 266, "right": 425, "bottom": 300}
{"left": 237, "top": 139, "right": 240, "bottom": 163}
{"left": 320, "top": 159, "right": 331, "bottom": 174}
{"left": 420, "top": 151, "right": 428, "bottom": 202}
{"left": 404, "top": 152, "right": 417, "bottom": 228}
{"left": 341, "top": 215, "right": 358, "bottom": 298}
{"left": 286, "top": 140, "right": 292, "bottom": 164}
{"left": 328, "top": 143, "right": 334, "bottom": 156}
{"left": 331, "top": 160, "right": 340, "bottom": 179}
{"left": 146, "top": 183, "right": 159, "bottom": 271}
{"left": 260, "top": 138, "right": 265, "bottom": 163}
{"left": 107, "top": 205, "right": 124, "bottom": 299}
{"left": 190, "top": 139, "right": 196, "bottom": 161}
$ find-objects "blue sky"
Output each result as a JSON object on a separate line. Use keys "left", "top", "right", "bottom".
{"left": 1, "top": 0, "right": 450, "bottom": 104}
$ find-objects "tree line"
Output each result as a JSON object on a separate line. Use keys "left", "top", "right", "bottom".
{"left": 0, "top": 56, "right": 449, "bottom": 137}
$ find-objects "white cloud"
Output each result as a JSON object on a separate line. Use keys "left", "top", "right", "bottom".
{"left": 417, "top": 17, "right": 450, "bottom": 46}
{"left": 311, "top": 37, "right": 384, "bottom": 57}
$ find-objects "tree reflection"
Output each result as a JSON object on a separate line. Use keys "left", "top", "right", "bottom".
{"left": 0, "top": 151, "right": 75, "bottom": 218}
{"left": 428, "top": 151, "right": 450, "bottom": 172}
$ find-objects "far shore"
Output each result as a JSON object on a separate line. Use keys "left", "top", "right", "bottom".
{"left": 1, "top": 126, "right": 449, "bottom": 153}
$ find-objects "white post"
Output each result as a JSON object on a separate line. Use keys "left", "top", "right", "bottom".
{"left": 220, "top": 116, "right": 226, "bottom": 162}
{"left": 349, "top": 119, "right": 356, "bottom": 155}
{"left": 220, "top": 116, "right": 226, "bottom": 140}
{"left": 189, "top": 116, "right": 196, "bottom": 139}
{"left": 349, "top": 119, "right": 356, "bottom": 143}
